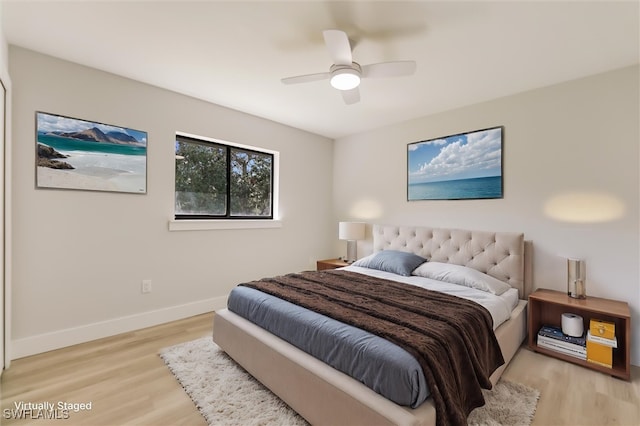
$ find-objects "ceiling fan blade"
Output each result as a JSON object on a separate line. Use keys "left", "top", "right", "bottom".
{"left": 341, "top": 87, "right": 360, "bottom": 105}
{"left": 281, "top": 72, "right": 331, "bottom": 85}
{"left": 323, "top": 29, "right": 353, "bottom": 65}
{"left": 361, "top": 61, "right": 417, "bottom": 78}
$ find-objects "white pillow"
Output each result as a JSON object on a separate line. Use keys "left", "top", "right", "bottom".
{"left": 412, "top": 262, "right": 511, "bottom": 295}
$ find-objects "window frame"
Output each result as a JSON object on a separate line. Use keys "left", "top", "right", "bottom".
{"left": 174, "top": 132, "right": 277, "bottom": 221}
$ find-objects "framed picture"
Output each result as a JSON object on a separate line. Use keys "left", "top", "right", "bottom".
{"left": 36, "top": 112, "right": 147, "bottom": 194}
{"left": 407, "top": 126, "right": 503, "bottom": 201}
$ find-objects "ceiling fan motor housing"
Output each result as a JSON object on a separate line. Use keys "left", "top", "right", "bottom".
{"left": 330, "top": 63, "right": 362, "bottom": 90}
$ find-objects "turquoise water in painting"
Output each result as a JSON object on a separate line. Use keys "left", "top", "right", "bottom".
{"left": 408, "top": 176, "right": 502, "bottom": 200}
{"left": 37, "top": 132, "right": 147, "bottom": 193}
{"left": 37, "top": 133, "right": 146, "bottom": 156}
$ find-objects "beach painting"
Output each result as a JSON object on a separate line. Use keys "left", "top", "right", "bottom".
{"left": 407, "top": 126, "right": 503, "bottom": 200}
{"left": 36, "top": 112, "right": 147, "bottom": 194}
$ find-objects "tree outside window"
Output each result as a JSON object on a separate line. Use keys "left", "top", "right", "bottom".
{"left": 175, "top": 135, "right": 273, "bottom": 219}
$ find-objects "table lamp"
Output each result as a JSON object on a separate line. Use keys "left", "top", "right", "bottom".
{"left": 567, "top": 258, "right": 586, "bottom": 299}
{"left": 339, "top": 222, "right": 365, "bottom": 263}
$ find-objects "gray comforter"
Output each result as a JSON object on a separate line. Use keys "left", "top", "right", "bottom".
{"left": 227, "top": 285, "right": 430, "bottom": 407}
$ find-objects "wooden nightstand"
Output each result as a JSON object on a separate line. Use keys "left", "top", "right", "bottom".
{"left": 528, "top": 288, "right": 631, "bottom": 380}
{"left": 316, "top": 258, "right": 349, "bottom": 271}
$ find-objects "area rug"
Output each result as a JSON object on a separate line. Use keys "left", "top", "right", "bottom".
{"left": 160, "top": 337, "right": 539, "bottom": 426}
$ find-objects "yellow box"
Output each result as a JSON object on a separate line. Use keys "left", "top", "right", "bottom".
{"left": 590, "top": 319, "right": 615, "bottom": 340}
{"left": 587, "top": 339, "right": 613, "bottom": 368}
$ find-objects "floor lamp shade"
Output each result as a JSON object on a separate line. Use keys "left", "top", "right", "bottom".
{"left": 339, "top": 222, "right": 365, "bottom": 263}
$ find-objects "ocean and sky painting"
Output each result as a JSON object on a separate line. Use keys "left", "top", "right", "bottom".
{"left": 36, "top": 112, "right": 147, "bottom": 194}
{"left": 407, "top": 126, "right": 503, "bottom": 200}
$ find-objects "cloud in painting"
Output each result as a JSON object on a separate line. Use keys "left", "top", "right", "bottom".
{"left": 408, "top": 128, "right": 501, "bottom": 184}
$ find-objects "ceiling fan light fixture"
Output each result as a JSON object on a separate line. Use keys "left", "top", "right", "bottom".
{"left": 281, "top": 31, "right": 416, "bottom": 104}
{"left": 330, "top": 68, "right": 361, "bottom": 91}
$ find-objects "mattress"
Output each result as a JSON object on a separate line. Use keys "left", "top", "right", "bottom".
{"left": 227, "top": 265, "right": 520, "bottom": 409}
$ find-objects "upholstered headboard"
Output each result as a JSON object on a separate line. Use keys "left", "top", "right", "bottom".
{"left": 372, "top": 224, "right": 531, "bottom": 298}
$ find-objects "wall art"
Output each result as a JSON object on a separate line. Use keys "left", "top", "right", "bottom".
{"left": 407, "top": 126, "right": 503, "bottom": 200}
{"left": 36, "top": 111, "right": 147, "bottom": 194}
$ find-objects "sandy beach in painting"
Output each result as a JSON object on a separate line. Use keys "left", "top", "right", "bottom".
{"left": 37, "top": 167, "right": 120, "bottom": 191}
{"left": 37, "top": 151, "right": 147, "bottom": 193}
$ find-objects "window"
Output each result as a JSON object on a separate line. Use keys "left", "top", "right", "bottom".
{"left": 175, "top": 134, "right": 274, "bottom": 219}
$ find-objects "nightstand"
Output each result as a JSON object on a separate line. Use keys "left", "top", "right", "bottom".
{"left": 316, "top": 258, "right": 349, "bottom": 271}
{"left": 528, "top": 288, "right": 630, "bottom": 380}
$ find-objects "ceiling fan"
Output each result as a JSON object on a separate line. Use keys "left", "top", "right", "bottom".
{"left": 281, "top": 29, "right": 417, "bottom": 105}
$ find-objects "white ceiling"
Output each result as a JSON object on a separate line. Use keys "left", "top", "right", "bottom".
{"left": 2, "top": 1, "right": 639, "bottom": 139}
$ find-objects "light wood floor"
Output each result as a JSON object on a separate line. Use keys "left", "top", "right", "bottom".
{"left": 1, "top": 312, "right": 639, "bottom": 425}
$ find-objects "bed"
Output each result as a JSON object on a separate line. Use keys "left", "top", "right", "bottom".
{"left": 213, "top": 224, "right": 532, "bottom": 426}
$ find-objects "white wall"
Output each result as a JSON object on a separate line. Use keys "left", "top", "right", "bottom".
{"left": 9, "top": 46, "right": 335, "bottom": 358}
{"left": 334, "top": 66, "right": 640, "bottom": 366}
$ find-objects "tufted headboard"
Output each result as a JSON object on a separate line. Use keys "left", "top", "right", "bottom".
{"left": 372, "top": 224, "right": 531, "bottom": 298}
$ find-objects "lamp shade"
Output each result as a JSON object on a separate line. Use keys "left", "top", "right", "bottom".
{"left": 339, "top": 222, "right": 365, "bottom": 241}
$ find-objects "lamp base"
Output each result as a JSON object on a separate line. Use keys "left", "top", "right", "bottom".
{"left": 568, "top": 280, "right": 587, "bottom": 299}
{"left": 345, "top": 240, "right": 357, "bottom": 263}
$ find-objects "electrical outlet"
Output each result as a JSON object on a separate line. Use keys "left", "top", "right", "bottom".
{"left": 141, "top": 279, "right": 152, "bottom": 294}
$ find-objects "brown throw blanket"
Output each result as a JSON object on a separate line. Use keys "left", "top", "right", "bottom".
{"left": 240, "top": 269, "right": 505, "bottom": 426}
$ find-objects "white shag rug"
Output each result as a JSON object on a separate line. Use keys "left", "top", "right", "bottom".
{"left": 160, "top": 337, "right": 539, "bottom": 426}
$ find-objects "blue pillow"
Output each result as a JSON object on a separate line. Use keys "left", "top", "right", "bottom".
{"left": 352, "top": 250, "right": 427, "bottom": 276}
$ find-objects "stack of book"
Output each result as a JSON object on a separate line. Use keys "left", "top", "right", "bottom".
{"left": 537, "top": 325, "right": 586, "bottom": 360}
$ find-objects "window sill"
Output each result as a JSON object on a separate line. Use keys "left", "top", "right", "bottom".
{"left": 168, "top": 219, "right": 282, "bottom": 231}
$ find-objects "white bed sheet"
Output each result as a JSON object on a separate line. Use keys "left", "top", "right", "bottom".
{"left": 342, "top": 265, "right": 519, "bottom": 330}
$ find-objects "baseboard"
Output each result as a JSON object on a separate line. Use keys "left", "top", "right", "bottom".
{"left": 10, "top": 296, "right": 227, "bottom": 360}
